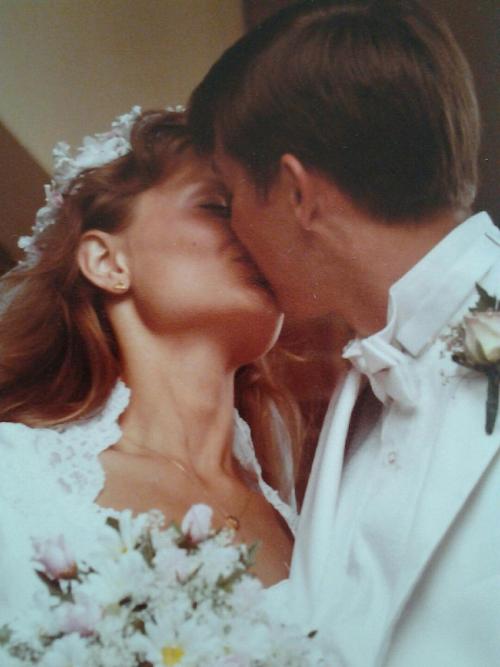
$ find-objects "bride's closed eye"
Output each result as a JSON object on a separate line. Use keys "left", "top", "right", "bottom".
{"left": 199, "top": 202, "right": 231, "bottom": 219}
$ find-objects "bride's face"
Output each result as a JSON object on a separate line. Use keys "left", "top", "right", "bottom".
{"left": 120, "top": 152, "right": 283, "bottom": 361}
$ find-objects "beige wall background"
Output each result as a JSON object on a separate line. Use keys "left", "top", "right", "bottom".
{"left": 0, "top": 0, "right": 244, "bottom": 260}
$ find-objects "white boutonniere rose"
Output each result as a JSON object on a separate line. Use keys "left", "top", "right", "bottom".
{"left": 444, "top": 284, "right": 500, "bottom": 435}
{"left": 463, "top": 311, "right": 500, "bottom": 364}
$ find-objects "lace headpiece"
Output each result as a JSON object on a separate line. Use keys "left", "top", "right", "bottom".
{"left": 18, "top": 105, "right": 184, "bottom": 265}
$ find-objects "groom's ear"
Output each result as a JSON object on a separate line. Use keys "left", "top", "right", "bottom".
{"left": 279, "top": 154, "right": 319, "bottom": 231}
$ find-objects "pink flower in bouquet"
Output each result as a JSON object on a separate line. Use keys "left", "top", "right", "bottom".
{"left": 181, "top": 503, "right": 213, "bottom": 543}
{"left": 33, "top": 534, "right": 77, "bottom": 579}
{"left": 55, "top": 592, "right": 102, "bottom": 637}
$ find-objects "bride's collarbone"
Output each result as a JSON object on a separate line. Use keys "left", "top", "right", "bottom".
{"left": 97, "top": 447, "right": 252, "bottom": 524}
{"left": 97, "top": 448, "right": 187, "bottom": 518}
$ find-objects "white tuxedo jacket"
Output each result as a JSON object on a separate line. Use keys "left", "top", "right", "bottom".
{"left": 288, "top": 213, "right": 500, "bottom": 667}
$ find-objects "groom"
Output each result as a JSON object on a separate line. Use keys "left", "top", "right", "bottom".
{"left": 188, "top": 1, "right": 500, "bottom": 665}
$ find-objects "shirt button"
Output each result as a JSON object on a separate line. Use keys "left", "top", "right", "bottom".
{"left": 387, "top": 451, "right": 397, "bottom": 464}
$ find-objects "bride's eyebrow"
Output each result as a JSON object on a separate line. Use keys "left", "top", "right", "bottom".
{"left": 191, "top": 180, "right": 228, "bottom": 199}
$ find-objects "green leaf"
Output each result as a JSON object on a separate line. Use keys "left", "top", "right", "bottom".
{"left": 106, "top": 516, "right": 120, "bottom": 532}
{"left": 0, "top": 624, "right": 11, "bottom": 645}
{"left": 245, "top": 541, "right": 260, "bottom": 568}
{"left": 486, "top": 371, "right": 499, "bottom": 435}
{"left": 139, "top": 533, "right": 156, "bottom": 567}
{"left": 474, "top": 283, "right": 498, "bottom": 312}
{"left": 452, "top": 352, "right": 472, "bottom": 369}
{"left": 36, "top": 570, "right": 60, "bottom": 597}
{"left": 217, "top": 564, "right": 248, "bottom": 592}
{"left": 133, "top": 618, "right": 147, "bottom": 634}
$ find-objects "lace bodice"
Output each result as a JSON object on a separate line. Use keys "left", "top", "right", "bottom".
{"left": 0, "top": 381, "right": 298, "bottom": 533}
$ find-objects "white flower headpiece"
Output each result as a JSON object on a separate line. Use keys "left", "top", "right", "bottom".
{"left": 18, "top": 104, "right": 185, "bottom": 265}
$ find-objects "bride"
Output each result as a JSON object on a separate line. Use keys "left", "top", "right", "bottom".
{"left": 0, "top": 107, "right": 301, "bottom": 620}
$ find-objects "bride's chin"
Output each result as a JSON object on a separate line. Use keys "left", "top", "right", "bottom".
{"left": 245, "top": 277, "right": 282, "bottom": 313}
{"left": 226, "top": 311, "right": 284, "bottom": 366}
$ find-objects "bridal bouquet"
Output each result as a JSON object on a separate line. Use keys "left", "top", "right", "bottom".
{"left": 1, "top": 505, "right": 328, "bottom": 667}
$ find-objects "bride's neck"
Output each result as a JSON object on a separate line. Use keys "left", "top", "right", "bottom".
{"left": 116, "top": 332, "right": 237, "bottom": 477}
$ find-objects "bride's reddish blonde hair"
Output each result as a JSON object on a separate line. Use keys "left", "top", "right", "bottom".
{"left": 0, "top": 110, "right": 302, "bottom": 492}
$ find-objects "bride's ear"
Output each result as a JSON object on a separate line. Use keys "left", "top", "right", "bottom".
{"left": 279, "top": 154, "right": 320, "bottom": 232}
{"left": 77, "top": 230, "right": 130, "bottom": 295}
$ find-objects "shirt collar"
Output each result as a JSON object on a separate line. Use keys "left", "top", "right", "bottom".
{"left": 384, "top": 212, "right": 499, "bottom": 357}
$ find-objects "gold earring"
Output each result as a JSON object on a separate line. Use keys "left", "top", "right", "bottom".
{"left": 113, "top": 280, "right": 128, "bottom": 292}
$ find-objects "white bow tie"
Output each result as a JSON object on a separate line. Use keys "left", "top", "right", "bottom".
{"left": 343, "top": 334, "right": 419, "bottom": 408}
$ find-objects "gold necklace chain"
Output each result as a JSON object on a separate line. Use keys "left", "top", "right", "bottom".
{"left": 117, "top": 435, "right": 252, "bottom": 531}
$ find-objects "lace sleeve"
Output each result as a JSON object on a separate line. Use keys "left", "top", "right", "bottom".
{"left": 0, "top": 423, "right": 62, "bottom": 625}
{"left": 0, "top": 422, "right": 58, "bottom": 513}
{"left": 48, "top": 380, "right": 131, "bottom": 503}
{"left": 0, "top": 381, "right": 130, "bottom": 518}
{"left": 0, "top": 383, "right": 132, "bottom": 625}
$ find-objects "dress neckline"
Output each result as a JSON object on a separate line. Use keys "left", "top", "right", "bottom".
{"left": 56, "top": 380, "right": 299, "bottom": 534}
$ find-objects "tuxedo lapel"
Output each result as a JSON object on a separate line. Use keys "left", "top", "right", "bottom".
{"left": 383, "top": 221, "right": 500, "bottom": 642}
{"left": 383, "top": 352, "right": 500, "bottom": 652}
{"left": 290, "top": 369, "right": 362, "bottom": 611}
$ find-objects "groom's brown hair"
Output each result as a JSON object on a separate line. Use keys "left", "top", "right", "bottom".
{"left": 189, "top": 0, "right": 480, "bottom": 222}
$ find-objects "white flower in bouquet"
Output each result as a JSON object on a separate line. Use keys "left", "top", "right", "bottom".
{"left": 134, "top": 612, "right": 224, "bottom": 666}
{"left": 196, "top": 537, "right": 246, "bottom": 586}
{"left": 90, "top": 508, "right": 159, "bottom": 562}
{"left": 37, "top": 632, "right": 94, "bottom": 667}
{"left": 152, "top": 538, "right": 192, "bottom": 586}
{"left": 229, "top": 577, "right": 263, "bottom": 614}
{"left": 81, "top": 548, "right": 155, "bottom": 608}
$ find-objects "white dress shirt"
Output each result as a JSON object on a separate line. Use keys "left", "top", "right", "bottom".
{"left": 288, "top": 212, "right": 500, "bottom": 666}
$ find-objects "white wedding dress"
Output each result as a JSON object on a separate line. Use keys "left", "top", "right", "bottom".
{"left": 0, "top": 381, "right": 298, "bottom": 626}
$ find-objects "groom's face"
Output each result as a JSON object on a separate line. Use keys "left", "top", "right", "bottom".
{"left": 213, "top": 148, "right": 318, "bottom": 317}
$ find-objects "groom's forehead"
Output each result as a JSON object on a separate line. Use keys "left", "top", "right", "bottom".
{"left": 211, "top": 146, "right": 245, "bottom": 187}
{"left": 212, "top": 134, "right": 247, "bottom": 172}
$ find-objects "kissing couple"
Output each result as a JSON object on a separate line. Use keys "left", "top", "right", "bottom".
{"left": 0, "top": 2, "right": 498, "bottom": 666}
